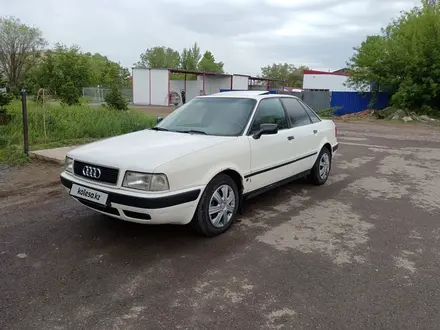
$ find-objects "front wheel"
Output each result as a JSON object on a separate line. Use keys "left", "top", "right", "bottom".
{"left": 191, "top": 174, "right": 239, "bottom": 237}
{"left": 309, "top": 147, "right": 332, "bottom": 185}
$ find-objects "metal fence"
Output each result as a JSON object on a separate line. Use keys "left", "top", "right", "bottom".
{"left": 82, "top": 87, "right": 132, "bottom": 103}
{"left": 277, "top": 91, "right": 303, "bottom": 99}
{"left": 248, "top": 84, "right": 268, "bottom": 91}
{"left": 277, "top": 90, "right": 331, "bottom": 112}
{"left": 279, "top": 90, "right": 391, "bottom": 114}
{"left": 331, "top": 92, "right": 389, "bottom": 115}
{"left": 302, "top": 90, "right": 331, "bottom": 112}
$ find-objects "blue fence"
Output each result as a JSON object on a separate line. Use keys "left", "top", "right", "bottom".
{"left": 331, "top": 92, "right": 389, "bottom": 116}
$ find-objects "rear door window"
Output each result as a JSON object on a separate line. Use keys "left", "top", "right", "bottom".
{"left": 298, "top": 100, "right": 321, "bottom": 123}
{"left": 280, "top": 98, "right": 312, "bottom": 127}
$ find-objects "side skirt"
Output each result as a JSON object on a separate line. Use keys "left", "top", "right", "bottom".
{"left": 238, "top": 169, "right": 311, "bottom": 214}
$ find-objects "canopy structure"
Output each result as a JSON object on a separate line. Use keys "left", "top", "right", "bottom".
{"left": 131, "top": 68, "right": 286, "bottom": 106}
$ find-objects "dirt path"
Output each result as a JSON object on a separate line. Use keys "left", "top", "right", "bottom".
{"left": 0, "top": 162, "right": 63, "bottom": 213}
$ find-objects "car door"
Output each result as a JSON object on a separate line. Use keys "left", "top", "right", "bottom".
{"left": 279, "top": 97, "right": 317, "bottom": 173}
{"left": 246, "top": 97, "right": 294, "bottom": 192}
{"left": 297, "top": 99, "right": 327, "bottom": 145}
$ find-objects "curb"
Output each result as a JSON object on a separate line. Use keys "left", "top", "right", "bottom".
{"left": 28, "top": 146, "right": 78, "bottom": 166}
{"left": 29, "top": 151, "right": 65, "bottom": 165}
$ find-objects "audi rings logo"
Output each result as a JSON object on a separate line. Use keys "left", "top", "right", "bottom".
{"left": 82, "top": 166, "right": 102, "bottom": 179}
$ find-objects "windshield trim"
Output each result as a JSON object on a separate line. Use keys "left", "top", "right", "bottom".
{"left": 156, "top": 97, "right": 258, "bottom": 137}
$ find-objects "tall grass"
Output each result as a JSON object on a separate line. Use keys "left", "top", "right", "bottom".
{"left": 0, "top": 100, "right": 156, "bottom": 164}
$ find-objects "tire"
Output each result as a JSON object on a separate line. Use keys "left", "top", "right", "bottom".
{"left": 190, "top": 174, "right": 239, "bottom": 237}
{"left": 309, "top": 147, "right": 332, "bottom": 185}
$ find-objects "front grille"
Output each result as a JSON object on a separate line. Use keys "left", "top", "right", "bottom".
{"left": 73, "top": 160, "right": 119, "bottom": 184}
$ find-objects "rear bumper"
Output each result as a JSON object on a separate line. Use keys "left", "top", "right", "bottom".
{"left": 332, "top": 143, "right": 339, "bottom": 153}
{"left": 60, "top": 173, "right": 201, "bottom": 225}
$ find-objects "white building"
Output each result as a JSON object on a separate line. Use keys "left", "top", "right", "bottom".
{"left": 132, "top": 68, "right": 282, "bottom": 106}
{"left": 302, "top": 69, "right": 357, "bottom": 92}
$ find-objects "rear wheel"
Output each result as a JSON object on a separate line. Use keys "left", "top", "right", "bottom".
{"left": 309, "top": 147, "right": 332, "bottom": 185}
{"left": 191, "top": 174, "right": 239, "bottom": 237}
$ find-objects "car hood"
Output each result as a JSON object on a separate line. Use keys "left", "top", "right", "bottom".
{"left": 68, "top": 129, "right": 235, "bottom": 172}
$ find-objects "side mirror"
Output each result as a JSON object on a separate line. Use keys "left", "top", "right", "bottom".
{"left": 252, "top": 123, "right": 278, "bottom": 139}
{"left": 156, "top": 116, "right": 163, "bottom": 124}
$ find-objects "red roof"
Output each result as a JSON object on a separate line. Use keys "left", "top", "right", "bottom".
{"left": 304, "top": 69, "right": 351, "bottom": 77}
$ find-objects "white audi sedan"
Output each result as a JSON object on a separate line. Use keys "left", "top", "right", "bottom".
{"left": 61, "top": 91, "right": 338, "bottom": 237}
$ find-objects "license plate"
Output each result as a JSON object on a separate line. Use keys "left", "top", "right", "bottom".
{"left": 70, "top": 184, "right": 109, "bottom": 206}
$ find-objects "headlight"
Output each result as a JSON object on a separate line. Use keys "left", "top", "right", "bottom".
{"left": 122, "top": 172, "right": 169, "bottom": 191}
{"left": 64, "top": 156, "right": 73, "bottom": 173}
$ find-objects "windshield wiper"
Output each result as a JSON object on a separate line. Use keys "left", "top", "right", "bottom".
{"left": 150, "top": 127, "right": 169, "bottom": 131}
{"left": 180, "top": 130, "right": 207, "bottom": 135}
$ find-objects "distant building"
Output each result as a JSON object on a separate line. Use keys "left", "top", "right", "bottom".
{"left": 303, "top": 69, "right": 358, "bottom": 92}
{"left": 281, "top": 87, "right": 303, "bottom": 93}
{"left": 332, "top": 68, "right": 350, "bottom": 75}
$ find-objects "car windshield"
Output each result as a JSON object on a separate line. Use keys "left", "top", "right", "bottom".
{"left": 155, "top": 97, "right": 257, "bottom": 136}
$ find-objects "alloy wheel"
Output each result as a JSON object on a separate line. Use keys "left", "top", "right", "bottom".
{"left": 319, "top": 153, "right": 330, "bottom": 180}
{"left": 208, "top": 184, "right": 236, "bottom": 228}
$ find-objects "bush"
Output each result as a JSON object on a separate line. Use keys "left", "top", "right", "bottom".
{"left": 104, "top": 86, "right": 129, "bottom": 111}
{"left": 59, "top": 82, "right": 81, "bottom": 106}
{"left": 319, "top": 107, "right": 341, "bottom": 118}
{"left": 0, "top": 91, "right": 13, "bottom": 125}
{"left": 0, "top": 92, "right": 13, "bottom": 110}
{"left": 79, "top": 96, "right": 92, "bottom": 105}
{"left": 7, "top": 87, "right": 21, "bottom": 99}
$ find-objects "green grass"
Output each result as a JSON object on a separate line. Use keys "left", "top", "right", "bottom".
{"left": 0, "top": 100, "right": 156, "bottom": 164}
{"left": 318, "top": 107, "right": 342, "bottom": 119}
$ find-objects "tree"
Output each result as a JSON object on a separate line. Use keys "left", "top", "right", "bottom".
{"left": 346, "top": 0, "right": 440, "bottom": 113}
{"left": 87, "top": 53, "right": 130, "bottom": 88}
{"left": 29, "top": 44, "right": 91, "bottom": 104}
{"left": 198, "top": 51, "right": 224, "bottom": 73}
{"left": 180, "top": 42, "right": 201, "bottom": 71}
{"left": 260, "top": 63, "right": 309, "bottom": 88}
{"left": 59, "top": 81, "right": 81, "bottom": 106}
{"left": 134, "top": 46, "right": 180, "bottom": 69}
{"left": 0, "top": 16, "right": 47, "bottom": 88}
{"left": 134, "top": 42, "right": 226, "bottom": 80}
{"left": 26, "top": 45, "right": 130, "bottom": 98}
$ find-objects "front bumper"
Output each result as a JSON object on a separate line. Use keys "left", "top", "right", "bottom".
{"left": 60, "top": 173, "right": 202, "bottom": 225}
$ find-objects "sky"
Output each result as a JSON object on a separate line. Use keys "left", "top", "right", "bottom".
{"left": 2, "top": 0, "right": 421, "bottom": 76}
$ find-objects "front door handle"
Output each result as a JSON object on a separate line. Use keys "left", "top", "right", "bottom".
{"left": 313, "top": 130, "right": 318, "bottom": 134}
{"left": 287, "top": 136, "right": 294, "bottom": 140}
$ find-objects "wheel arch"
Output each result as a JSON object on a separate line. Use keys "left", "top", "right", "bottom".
{"left": 310, "top": 139, "right": 333, "bottom": 166}
{"left": 219, "top": 169, "right": 244, "bottom": 193}
{"left": 322, "top": 142, "right": 332, "bottom": 156}
{"left": 205, "top": 168, "right": 244, "bottom": 194}
{"left": 197, "top": 166, "right": 244, "bottom": 198}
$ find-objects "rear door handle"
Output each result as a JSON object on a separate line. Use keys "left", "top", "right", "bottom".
{"left": 313, "top": 130, "right": 318, "bottom": 134}
{"left": 287, "top": 136, "right": 294, "bottom": 140}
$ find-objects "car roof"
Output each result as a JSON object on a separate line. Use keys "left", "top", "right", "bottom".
{"left": 201, "top": 91, "right": 300, "bottom": 101}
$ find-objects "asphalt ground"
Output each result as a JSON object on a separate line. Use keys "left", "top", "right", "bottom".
{"left": 1, "top": 122, "right": 440, "bottom": 330}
